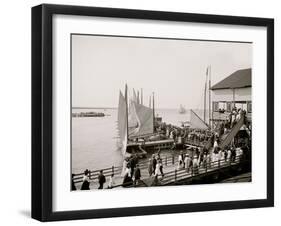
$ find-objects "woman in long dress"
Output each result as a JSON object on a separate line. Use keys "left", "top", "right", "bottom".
{"left": 122, "top": 167, "right": 133, "bottom": 187}
{"left": 178, "top": 151, "right": 184, "bottom": 169}
{"left": 81, "top": 169, "right": 90, "bottom": 190}
{"left": 192, "top": 156, "right": 199, "bottom": 175}
{"left": 148, "top": 158, "right": 153, "bottom": 176}
{"left": 155, "top": 160, "right": 161, "bottom": 177}
{"left": 184, "top": 154, "right": 191, "bottom": 172}
{"left": 227, "top": 149, "right": 232, "bottom": 162}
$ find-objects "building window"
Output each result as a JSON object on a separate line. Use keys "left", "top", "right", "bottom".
{"left": 247, "top": 101, "right": 252, "bottom": 113}
{"left": 213, "top": 102, "right": 219, "bottom": 112}
{"left": 226, "top": 102, "right": 232, "bottom": 112}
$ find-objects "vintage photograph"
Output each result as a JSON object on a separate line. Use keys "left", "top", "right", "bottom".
{"left": 71, "top": 34, "right": 252, "bottom": 191}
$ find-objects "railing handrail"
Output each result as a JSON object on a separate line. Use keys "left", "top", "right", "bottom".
{"left": 73, "top": 154, "right": 248, "bottom": 186}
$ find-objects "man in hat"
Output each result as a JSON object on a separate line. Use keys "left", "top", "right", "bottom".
{"left": 98, "top": 170, "right": 106, "bottom": 189}
{"left": 152, "top": 154, "right": 157, "bottom": 175}
{"left": 134, "top": 164, "right": 141, "bottom": 186}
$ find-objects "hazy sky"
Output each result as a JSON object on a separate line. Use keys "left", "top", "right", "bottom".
{"left": 72, "top": 34, "right": 252, "bottom": 109}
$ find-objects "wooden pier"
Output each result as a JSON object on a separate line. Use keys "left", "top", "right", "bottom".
{"left": 73, "top": 154, "right": 251, "bottom": 190}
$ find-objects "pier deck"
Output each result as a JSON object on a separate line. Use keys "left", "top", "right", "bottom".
{"left": 73, "top": 154, "right": 250, "bottom": 190}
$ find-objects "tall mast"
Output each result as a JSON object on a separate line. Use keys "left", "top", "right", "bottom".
{"left": 137, "top": 91, "right": 139, "bottom": 104}
{"left": 208, "top": 66, "right": 211, "bottom": 127}
{"left": 204, "top": 67, "right": 208, "bottom": 123}
{"left": 152, "top": 92, "right": 155, "bottom": 133}
{"left": 149, "top": 96, "right": 151, "bottom": 108}
{"left": 141, "top": 88, "right": 143, "bottom": 105}
{"left": 125, "top": 84, "right": 129, "bottom": 141}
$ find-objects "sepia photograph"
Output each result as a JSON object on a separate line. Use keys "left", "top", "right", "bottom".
{"left": 71, "top": 34, "right": 252, "bottom": 191}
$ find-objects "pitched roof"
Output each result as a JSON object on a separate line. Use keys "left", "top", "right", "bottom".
{"left": 211, "top": 68, "right": 251, "bottom": 90}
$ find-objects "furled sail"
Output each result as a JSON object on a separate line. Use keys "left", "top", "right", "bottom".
{"left": 117, "top": 91, "right": 128, "bottom": 154}
{"left": 190, "top": 109, "right": 209, "bottom": 129}
{"left": 129, "top": 101, "right": 154, "bottom": 137}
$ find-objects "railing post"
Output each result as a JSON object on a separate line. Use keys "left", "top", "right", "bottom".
{"left": 89, "top": 170, "right": 92, "bottom": 180}
{"left": 165, "top": 156, "right": 167, "bottom": 166}
{"left": 172, "top": 155, "right": 174, "bottom": 165}
{"left": 174, "top": 169, "right": 177, "bottom": 182}
{"left": 112, "top": 166, "right": 114, "bottom": 175}
{"left": 218, "top": 160, "right": 221, "bottom": 169}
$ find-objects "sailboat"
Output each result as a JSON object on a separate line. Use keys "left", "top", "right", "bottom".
{"left": 189, "top": 109, "right": 209, "bottom": 130}
{"left": 178, "top": 104, "right": 186, "bottom": 114}
{"left": 117, "top": 85, "right": 174, "bottom": 157}
{"left": 190, "top": 66, "right": 212, "bottom": 129}
{"left": 117, "top": 89, "right": 128, "bottom": 155}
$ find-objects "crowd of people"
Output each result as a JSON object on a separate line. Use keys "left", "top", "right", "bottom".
{"left": 148, "top": 154, "right": 164, "bottom": 178}
{"left": 175, "top": 144, "right": 247, "bottom": 174}
{"left": 157, "top": 122, "right": 213, "bottom": 148}
{"left": 72, "top": 143, "right": 248, "bottom": 190}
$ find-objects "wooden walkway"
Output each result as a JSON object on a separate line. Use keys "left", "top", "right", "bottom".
{"left": 73, "top": 154, "right": 249, "bottom": 190}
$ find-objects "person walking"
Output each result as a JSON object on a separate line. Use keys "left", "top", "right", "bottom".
{"left": 178, "top": 151, "right": 184, "bottom": 169}
{"left": 134, "top": 164, "right": 141, "bottom": 186}
{"left": 98, "top": 170, "right": 106, "bottom": 189}
{"left": 81, "top": 169, "right": 90, "bottom": 190}
{"left": 231, "top": 147, "right": 237, "bottom": 162}
{"left": 192, "top": 156, "right": 199, "bottom": 175}
{"left": 159, "top": 159, "right": 164, "bottom": 178}
{"left": 184, "top": 154, "right": 191, "bottom": 173}
{"left": 108, "top": 174, "right": 114, "bottom": 189}
{"left": 122, "top": 169, "right": 133, "bottom": 187}
{"left": 148, "top": 158, "right": 153, "bottom": 176}
{"left": 207, "top": 152, "right": 211, "bottom": 169}
{"left": 227, "top": 148, "right": 232, "bottom": 162}
{"left": 152, "top": 155, "right": 157, "bottom": 175}
{"left": 202, "top": 153, "right": 207, "bottom": 168}
{"left": 224, "top": 148, "right": 228, "bottom": 162}
{"left": 155, "top": 160, "right": 162, "bottom": 178}
{"left": 71, "top": 174, "right": 76, "bottom": 191}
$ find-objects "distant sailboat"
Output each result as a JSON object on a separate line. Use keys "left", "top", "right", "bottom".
{"left": 179, "top": 104, "right": 186, "bottom": 114}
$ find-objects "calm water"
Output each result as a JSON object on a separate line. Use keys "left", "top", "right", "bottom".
{"left": 72, "top": 108, "right": 205, "bottom": 173}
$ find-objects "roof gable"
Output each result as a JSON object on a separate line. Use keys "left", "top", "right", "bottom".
{"left": 211, "top": 68, "right": 251, "bottom": 90}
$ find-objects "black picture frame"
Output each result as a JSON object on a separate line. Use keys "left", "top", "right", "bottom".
{"left": 32, "top": 4, "right": 274, "bottom": 222}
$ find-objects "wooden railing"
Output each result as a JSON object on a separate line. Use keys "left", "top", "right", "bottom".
{"left": 160, "top": 156, "right": 248, "bottom": 185}
{"left": 73, "top": 154, "right": 249, "bottom": 188}
{"left": 73, "top": 154, "right": 179, "bottom": 184}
